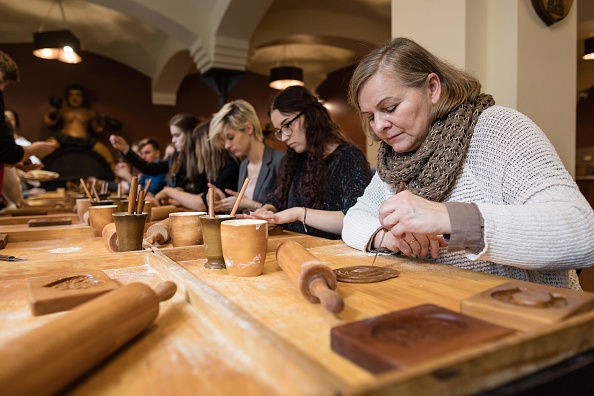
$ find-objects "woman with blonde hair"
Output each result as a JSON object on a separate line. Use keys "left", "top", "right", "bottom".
{"left": 154, "top": 120, "right": 239, "bottom": 211}
{"left": 208, "top": 99, "right": 285, "bottom": 214}
{"left": 342, "top": 37, "right": 594, "bottom": 289}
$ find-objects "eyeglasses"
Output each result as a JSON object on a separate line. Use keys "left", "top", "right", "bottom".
{"left": 273, "top": 110, "right": 305, "bottom": 141}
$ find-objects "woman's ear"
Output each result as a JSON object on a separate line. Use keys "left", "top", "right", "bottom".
{"left": 245, "top": 123, "right": 254, "bottom": 136}
{"left": 427, "top": 73, "right": 442, "bottom": 104}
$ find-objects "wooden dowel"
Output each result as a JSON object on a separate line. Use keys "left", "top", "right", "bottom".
{"left": 127, "top": 176, "right": 138, "bottom": 214}
{"left": 117, "top": 182, "right": 121, "bottom": 198}
{"left": 79, "top": 179, "right": 93, "bottom": 201}
{"left": 230, "top": 178, "right": 250, "bottom": 217}
{"left": 208, "top": 188, "right": 215, "bottom": 218}
{"left": 91, "top": 181, "right": 100, "bottom": 202}
{"left": 137, "top": 179, "right": 152, "bottom": 214}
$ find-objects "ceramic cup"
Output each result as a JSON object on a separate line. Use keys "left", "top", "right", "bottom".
{"left": 169, "top": 211, "right": 207, "bottom": 247}
{"left": 88, "top": 204, "right": 118, "bottom": 237}
{"left": 200, "top": 214, "right": 235, "bottom": 269}
{"left": 112, "top": 212, "right": 148, "bottom": 252}
{"left": 221, "top": 219, "right": 268, "bottom": 277}
{"left": 111, "top": 197, "right": 125, "bottom": 212}
{"left": 76, "top": 198, "right": 92, "bottom": 224}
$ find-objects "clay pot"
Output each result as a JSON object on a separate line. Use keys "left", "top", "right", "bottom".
{"left": 221, "top": 219, "right": 268, "bottom": 277}
{"left": 88, "top": 205, "right": 118, "bottom": 237}
{"left": 168, "top": 212, "right": 207, "bottom": 247}
{"left": 112, "top": 212, "right": 148, "bottom": 252}
{"left": 200, "top": 215, "right": 235, "bottom": 269}
{"left": 76, "top": 198, "right": 92, "bottom": 224}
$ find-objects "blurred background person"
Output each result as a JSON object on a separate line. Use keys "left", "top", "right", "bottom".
{"left": 154, "top": 119, "right": 239, "bottom": 211}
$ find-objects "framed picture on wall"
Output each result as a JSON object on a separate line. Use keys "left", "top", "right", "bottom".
{"left": 531, "top": 0, "right": 573, "bottom": 26}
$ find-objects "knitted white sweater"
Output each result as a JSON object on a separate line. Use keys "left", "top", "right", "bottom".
{"left": 342, "top": 106, "right": 594, "bottom": 289}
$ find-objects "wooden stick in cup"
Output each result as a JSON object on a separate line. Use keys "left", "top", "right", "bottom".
{"left": 230, "top": 178, "right": 250, "bottom": 217}
{"left": 127, "top": 176, "right": 138, "bottom": 214}
{"left": 208, "top": 187, "right": 215, "bottom": 218}
{"left": 91, "top": 180, "right": 101, "bottom": 202}
{"left": 79, "top": 178, "right": 93, "bottom": 201}
{"left": 137, "top": 179, "right": 152, "bottom": 214}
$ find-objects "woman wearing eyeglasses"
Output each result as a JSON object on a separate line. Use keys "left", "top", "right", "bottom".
{"left": 207, "top": 99, "right": 285, "bottom": 213}
{"left": 249, "top": 86, "right": 372, "bottom": 239}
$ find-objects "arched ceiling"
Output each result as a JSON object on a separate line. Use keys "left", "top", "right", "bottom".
{"left": 0, "top": 0, "right": 391, "bottom": 105}
{"left": 1, "top": 0, "right": 593, "bottom": 103}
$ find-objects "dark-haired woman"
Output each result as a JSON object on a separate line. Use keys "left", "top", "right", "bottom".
{"left": 250, "top": 86, "right": 372, "bottom": 240}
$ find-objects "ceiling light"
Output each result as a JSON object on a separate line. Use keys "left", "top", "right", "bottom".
{"left": 269, "top": 66, "right": 304, "bottom": 90}
{"left": 33, "top": 30, "right": 81, "bottom": 64}
{"left": 32, "top": 0, "right": 82, "bottom": 64}
{"left": 584, "top": 37, "right": 594, "bottom": 60}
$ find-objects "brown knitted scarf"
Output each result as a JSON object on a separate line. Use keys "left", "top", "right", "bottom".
{"left": 376, "top": 93, "right": 495, "bottom": 201}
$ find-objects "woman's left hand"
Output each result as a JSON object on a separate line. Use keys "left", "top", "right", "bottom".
{"left": 246, "top": 207, "right": 301, "bottom": 225}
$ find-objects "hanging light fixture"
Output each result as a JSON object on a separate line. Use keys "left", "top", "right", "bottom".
{"left": 584, "top": 36, "right": 594, "bottom": 61}
{"left": 269, "top": 45, "right": 304, "bottom": 90}
{"left": 32, "top": 0, "right": 82, "bottom": 64}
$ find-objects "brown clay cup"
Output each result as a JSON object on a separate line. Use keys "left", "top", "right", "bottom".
{"left": 221, "top": 219, "right": 268, "bottom": 277}
{"left": 88, "top": 204, "right": 118, "bottom": 237}
{"left": 112, "top": 212, "right": 148, "bottom": 252}
{"left": 169, "top": 212, "right": 206, "bottom": 247}
{"left": 200, "top": 214, "right": 235, "bottom": 269}
{"left": 111, "top": 197, "right": 125, "bottom": 212}
{"left": 76, "top": 198, "right": 92, "bottom": 224}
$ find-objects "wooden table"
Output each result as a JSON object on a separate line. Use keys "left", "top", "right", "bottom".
{"left": 1, "top": 219, "right": 594, "bottom": 394}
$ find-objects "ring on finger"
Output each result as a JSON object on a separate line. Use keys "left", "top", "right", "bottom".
{"left": 408, "top": 239, "right": 417, "bottom": 245}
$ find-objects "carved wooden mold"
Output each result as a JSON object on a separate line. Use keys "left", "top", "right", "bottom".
{"left": 27, "top": 270, "right": 120, "bottom": 316}
{"left": 461, "top": 281, "right": 594, "bottom": 332}
{"left": 331, "top": 304, "right": 514, "bottom": 373}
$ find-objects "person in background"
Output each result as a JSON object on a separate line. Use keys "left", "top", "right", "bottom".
{"left": 135, "top": 137, "right": 167, "bottom": 199}
{"left": 0, "top": 50, "right": 56, "bottom": 209}
{"left": 208, "top": 99, "right": 285, "bottom": 214}
{"left": 249, "top": 85, "right": 372, "bottom": 240}
{"left": 153, "top": 120, "right": 239, "bottom": 211}
{"left": 163, "top": 143, "right": 175, "bottom": 160}
{"left": 342, "top": 37, "right": 594, "bottom": 290}
{"left": 3, "top": 108, "right": 44, "bottom": 199}
{"left": 110, "top": 113, "right": 200, "bottom": 195}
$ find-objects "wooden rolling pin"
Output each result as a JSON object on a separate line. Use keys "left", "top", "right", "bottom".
{"left": 102, "top": 222, "right": 118, "bottom": 252}
{"left": 144, "top": 218, "right": 171, "bottom": 245}
{"left": 0, "top": 281, "right": 177, "bottom": 396}
{"left": 150, "top": 205, "right": 178, "bottom": 221}
{"left": 276, "top": 240, "right": 344, "bottom": 313}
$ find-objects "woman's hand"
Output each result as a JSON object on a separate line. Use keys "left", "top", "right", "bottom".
{"left": 109, "top": 134, "right": 130, "bottom": 154}
{"left": 154, "top": 187, "right": 174, "bottom": 206}
{"left": 375, "top": 229, "right": 447, "bottom": 258}
{"left": 247, "top": 207, "right": 301, "bottom": 226}
{"left": 114, "top": 162, "right": 133, "bottom": 182}
{"left": 208, "top": 183, "right": 235, "bottom": 213}
{"left": 378, "top": 191, "right": 450, "bottom": 258}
